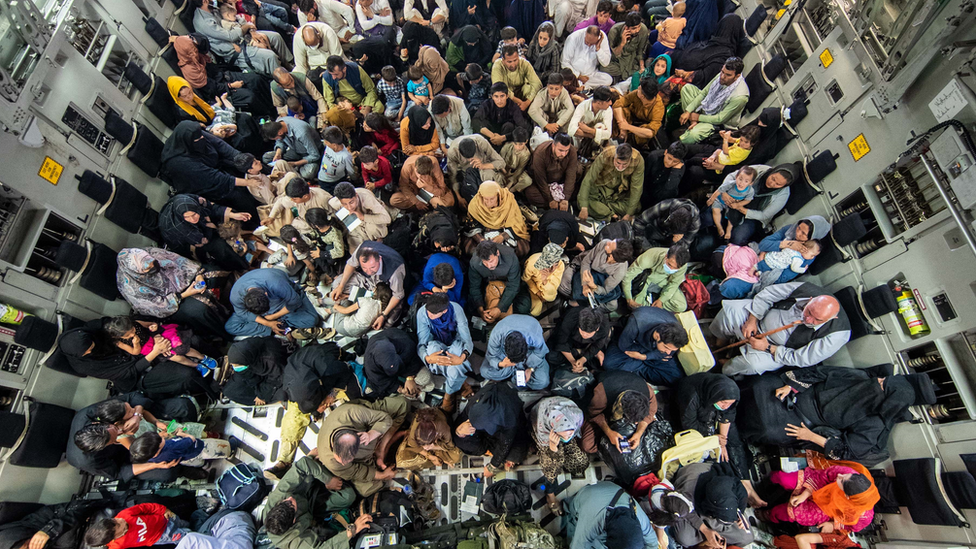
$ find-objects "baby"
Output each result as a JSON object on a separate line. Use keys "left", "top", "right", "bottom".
{"left": 706, "top": 126, "right": 759, "bottom": 173}
{"left": 492, "top": 26, "right": 528, "bottom": 63}
{"left": 754, "top": 239, "right": 822, "bottom": 276}
{"left": 707, "top": 165, "right": 757, "bottom": 240}
{"left": 325, "top": 96, "right": 357, "bottom": 136}
{"left": 105, "top": 316, "right": 217, "bottom": 378}
{"left": 219, "top": 3, "right": 272, "bottom": 49}
{"left": 130, "top": 429, "right": 235, "bottom": 468}
{"left": 651, "top": 1, "right": 686, "bottom": 55}
{"left": 220, "top": 218, "right": 270, "bottom": 266}
{"left": 286, "top": 96, "right": 307, "bottom": 121}
{"left": 407, "top": 66, "right": 431, "bottom": 107}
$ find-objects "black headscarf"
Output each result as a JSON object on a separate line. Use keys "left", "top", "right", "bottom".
{"left": 604, "top": 506, "right": 643, "bottom": 549}
{"left": 406, "top": 106, "right": 436, "bottom": 146}
{"left": 188, "top": 32, "right": 210, "bottom": 54}
{"left": 160, "top": 120, "right": 211, "bottom": 166}
{"left": 158, "top": 194, "right": 212, "bottom": 247}
{"left": 350, "top": 35, "right": 398, "bottom": 75}
{"left": 741, "top": 107, "right": 786, "bottom": 164}
{"left": 467, "top": 382, "right": 522, "bottom": 435}
{"left": 694, "top": 462, "right": 747, "bottom": 523}
{"left": 671, "top": 14, "right": 745, "bottom": 88}
{"left": 227, "top": 336, "right": 287, "bottom": 377}
{"left": 58, "top": 327, "right": 146, "bottom": 391}
{"left": 746, "top": 163, "right": 796, "bottom": 213}
{"left": 364, "top": 340, "right": 403, "bottom": 394}
{"left": 451, "top": 25, "right": 493, "bottom": 68}
{"left": 400, "top": 21, "right": 441, "bottom": 64}
{"left": 676, "top": 373, "right": 739, "bottom": 430}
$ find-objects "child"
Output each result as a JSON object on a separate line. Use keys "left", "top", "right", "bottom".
{"left": 129, "top": 428, "right": 235, "bottom": 468}
{"left": 286, "top": 96, "right": 307, "bottom": 121}
{"left": 561, "top": 67, "right": 586, "bottom": 105}
{"left": 220, "top": 218, "right": 270, "bottom": 266}
{"left": 500, "top": 127, "right": 532, "bottom": 193}
{"left": 705, "top": 126, "right": 759, "bottom": 173}
{"left": 304, "top": 207, "right": 345, "bottom": 282}
{"left": 263, "top": 224, "right": 316, "bottom": 281}
{"left": 651, "top": 1, "right": 686, "bottom": 56}
{"left": 329, "top": 283, "right": 393, "bottom": 337}
{"left": 458, "top": 63, "right": 491, "bottom": 114}
{"left": 359, "top": 145, "right": 393, "bottom": 197}
{"left": 219, "top": 3, "right": 273, "bottom": 49}
{"left": 377, "top": 65, "right": 407, "bottom": 121}
{"left": 706, "top": 165, "right": 756, "bottom": 240}
{"left": 234, "top": 152, "right": 276, "bottom": 204}
{"left": 85, "top": 504, "right": 190, "bottom": 549}
{"left": 325, "top": 96, "right": 358, "bottom": 136}
{"left": 318, "top": 126, "right": 357, "bottom": 189}
{"left": 492, "top": 26, "right": 527, "bottom": 63}
{"left": 104, "top": 316, "right": 217, "bottom": 378}
{"left": 406, "top": 66, "right": 431, "bottom": 108}
{"left": 754, "top": 239, "right": 822, "bottom": 276}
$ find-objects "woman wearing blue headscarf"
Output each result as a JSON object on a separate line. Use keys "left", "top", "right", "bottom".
{"left": 628, "top": 53, "right": 672, "bottom": 91}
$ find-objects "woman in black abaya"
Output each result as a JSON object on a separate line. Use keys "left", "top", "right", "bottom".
{"left": 452, "top": 383, "right": 531, "bottom": 476}
{"left": 671, "top": 14, "right": 746, "bottom": 89}
{"left": 222, "top": 337, "right": 288, "bottom": 405}
{"left": 363, "top": 329, "right": 423, "bottom": 400}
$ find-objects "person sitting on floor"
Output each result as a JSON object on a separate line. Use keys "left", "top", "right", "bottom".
{"left": 603, "top": 306, "right": 689, "bottom": 386}
{"left": 622, "top": 243, "right": 690, "bottom": 313}
{"left": 482, "top": 314, "right": 550, "bottom": 390}
{"left": 416, "top": 294, "right": 474, "bottom": 413}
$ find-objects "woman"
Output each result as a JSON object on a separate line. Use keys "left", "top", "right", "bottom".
{"left": 522, "top": 243, "right": 566, "bottom": 316}
{"left": 453, "top": 382, "right": 530, "bottom": 477}
{"left": 506, "top": 0, "right": 546, "bottom": 48}
{"left": 167, "top": 76, "right": 215, "bottom": 124}
{"left": 449, "top": 0, "right": 497, "bottom": 38}
{"left": 446, "top": 25, "right": 494, "bottom": 72}
{"left": 738, "top": 365, "right": 936, "bottom": 465}
{"left": 400, "top": 106, "right": 442, "bottom": 156}
{"left": 667, "top": 461, "right": 753, "bottom": 548}
{"left": 59, "top": 324, "right": 219, "bottom": 401}
{"left": 671, "top": 14, "right": 744, "bottom": 89}
{"left": 172, "top": 34, "right": 274, "bottom": 115}
{"left": 673, "top": 0, "right": 721, "bottom": 49}
{"left": 357, "top": 113, "right": 401, "bottom": 156}
{"left": 673, "top": 373, "right": 749, "bottom": 481}
{"left": 416, "top": 45, "right": 455, "bottom": 95}
{"left": 116, "top": 247, "right": 230, "bottom": 340}
{"left": 350, "top": 35, "right": 401, "bottom": 77}
{"left": 404, "top": 0, "right": 449, "bottom": 37}
{"left": 766, "top": 461, "right": 879, "bottom": 533}
{"left": 526, "top": 22, "right": 561, "bottom": 82}
{"left": 464, "top": 181, "right": 531, "bottom": 256}
{"left": 158, "top": 194, "right": 252, "bottom": 272}
{"left": 72, "top": 399, "right": 169, "bottom": 452}
{"left": 759, "top": 215, "right": 831, "bottom": 253}
{"left": 399, "top": 21, "right": 442, "bottom": 65}
{"left": 363, "top": 329, "right": 425, "bottom": 400}
{"left": 629, "top": 53, "right": 672, "bottom": 91}
{"left": 395, "top": 407, "right": 462, "bottom": 469}
{"left": 159, "top": 121, "right": 261, "bottom": 221}
{"left": 740, "top": 107, "right": 793, "bottom": 165}
{"left": 221, "top": 337, "right": 287, "bottom": 406}
{"left": 529, "top": 397, "right": 588, "bottom": 515}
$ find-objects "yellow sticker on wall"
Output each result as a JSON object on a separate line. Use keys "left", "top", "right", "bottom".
{"left": 848, "top": 133, "right": 870, "bottom": 161}
{"left": 820, "top": 48, "right": 834, "bottom": 68}
{"left": 38, "top": 156, "right": 63, "bottom": 185}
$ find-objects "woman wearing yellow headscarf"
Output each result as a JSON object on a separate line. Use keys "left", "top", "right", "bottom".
{"left": 464, "top": 181, "right": 530, "bottom": 257}
{"left": 167, "top": 76, "right": 215, "bottom": 124}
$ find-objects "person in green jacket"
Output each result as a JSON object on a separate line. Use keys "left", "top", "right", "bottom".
{"left": 622, "top": 243, "right": 690, "bottom": 312}
{"left": 677, "top": 57, "right": 749, "bottom": 144}
{"left": 578, "top": 143, "right": 645, "bottom": 221}
{"left": 264, "top": 455, "right": 370, "bottom": 549}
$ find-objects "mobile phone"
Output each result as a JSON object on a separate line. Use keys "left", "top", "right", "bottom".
{"left": 515, "top": 369, "right": 527, "bottom": 387}
{"left": 619, "top": 437, "right": 631, "bottom": 453}
{"left": 283, "top": 326, "right": 292, "bottom": 335}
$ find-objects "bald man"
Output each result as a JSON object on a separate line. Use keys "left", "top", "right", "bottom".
{"left": 293, "top": 22, "right": 345, "bottom": 87}
{"left": 710, "top": 282, "right": 850, "bottom": 376}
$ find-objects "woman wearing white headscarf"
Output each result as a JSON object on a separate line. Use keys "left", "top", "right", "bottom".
{"left": 530, "top": 396, "right": 588, "bottom": 515}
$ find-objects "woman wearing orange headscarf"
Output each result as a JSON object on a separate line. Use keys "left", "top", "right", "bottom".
{"left": 767, "top": 461, "right": 879, "bottom": 533}
{"left": 167, "top": 76, "right": 216, "bottom": 124}
{"left": 464, "top": 180, "right": 530, "bottom": 256}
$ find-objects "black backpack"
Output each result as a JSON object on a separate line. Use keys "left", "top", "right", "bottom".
{"left": 481, "top": 480, "right": 532, "bottom": 515}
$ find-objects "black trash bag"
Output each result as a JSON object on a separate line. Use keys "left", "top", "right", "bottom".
{"left": 482, "top": 479, "right": 532, "bottom": 515}
{"left": 598, "top": 415, "right": 675, "bottom": 487}
{"left": 550, "top": 368, "right": 595, "bottom": 404}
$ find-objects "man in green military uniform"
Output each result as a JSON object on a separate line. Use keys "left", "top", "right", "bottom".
{"left": 578, "top": 143, "right": 645, "bottom": 221}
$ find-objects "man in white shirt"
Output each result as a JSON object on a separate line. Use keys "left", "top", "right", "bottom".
{"left": 567, "top": 85, "right": 614, "bottom": 149}
{"left": 293, "top": 22, "right": 346, "bottom": 87}
{"left": 430, "top": 95, "right": 472, "bottom": 148}
{"left": 549, "top": 0, "right": 599, "bottom": 37}
{"left": 562, "top": 26, "right": 613, "bottom": 89}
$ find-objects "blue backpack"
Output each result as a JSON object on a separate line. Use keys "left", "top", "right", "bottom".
{"left": 217, "top": 463, "right": 268, "bottom": 511}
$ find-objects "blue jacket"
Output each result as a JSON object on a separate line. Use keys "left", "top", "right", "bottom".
{"left": 408, "top": 253, "right": 465, "bottom": 305}
{"left": 485, "top": 314, "right": 548, "bottom": 371}
{"left": 230, "top": 269, "right": 304, "bottom": 322}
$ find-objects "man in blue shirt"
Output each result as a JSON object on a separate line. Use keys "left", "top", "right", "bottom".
{"left": 483, "top": 314, "right": 550, "bottom": 390}
{"left": 225, "top": 269, "right": 321, "bottom": 337}
{"left": 261, "top": 117, "right": 323, "bottom": 180}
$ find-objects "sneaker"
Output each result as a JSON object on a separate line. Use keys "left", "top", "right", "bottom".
{"left": 200, "top": 356, "right": 218, "bottom": 370}
{"left": 264, "top": 462, "right": 291, "bottom": 481}
{"left": 196, "top": 364, "right": 211, "bottom": 378}
{"left": 293, "top": 327, "right": 336, "bottom": 341}
{"left": 227, "top": 435, "right": 242, "bottom": 455}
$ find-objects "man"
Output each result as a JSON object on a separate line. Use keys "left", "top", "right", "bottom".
{"left": 547, "top": 305, "right": 611, "bottom": 372}
{"left": 491, "top": 45, "right": 544, "bottom": 111}
{"left": 417, "top": 293, "right": 474, "bottom": 412}
{"left": 316, "top": 396, "right": 409, "bottom": 496}
{"left": 710, "top": 282, "right": 850, "bottom": 376}
{"left": 528, "top": 74, "right": 575, "bottom": 135}
{"left": 633, "top": 198, "right": 700, "bottom": 249}
{"left": 468, "top": 240, "right": 526, "bottom": 323}
{"left": 605, "top": 12, "right": 649, "bottom": 82}
{"left": 263, "top": 455, "right": 368, "bottom": 549}
{"left": 562, "top": 26, "right": 612, "bottom": 89}
{"left": 270, "top": 68, "right": 328, "bottom": 129}
{"left": 193, "top": 0, "right": 286, "bottom": 77}
{"left": 392, "top": 155, "right": 454, "bottom": 211}
{"left": 558, "top": 238, "right": 633, "bottom": 310}
{"left": 566, "top": 482, "right": 658, "bottom": 549}
{"left": 603, "top": 306, "right": 689, "bottom": 386}
{"left": 304, "top": 0, "right": 356, "bottom": 43}
{"left": 613, "top": 78, "right": 664, "bottom": 146}
{"left": 679, "top": 56, "right": 750, "bottom": 144}
{"left": 322, "top": 55, "right": 384, "bottom": 113}
{"left": 410, "top": 254, "right": 464, "bottom": 305}
{"left": 622, "top": 243, "right": 689, "bottom": 313}
{"left": 261, "top": 175, "right": 334, "bottom": 235}
{"left": 578, "top": 143, "right": 644, "bottom": 221}
{"left": 226, "top": 269, "right": 320, "bottom": 337}
{"left": 526, "top": 132, "right": 578, "bottom": 210}
{"left": 483, "top": 314, "right": 550, "bottom": 390}
{"left": 473, "top": 82, "right": 531, "bottom": 147}
{"left": 430, "top": 95, "right": 472, "bottom": 147}
{"left": 579, "top": 370, "right": 656, "bottom": 454}
{"left": 447, "top": 135, "right": 507, "bottom": 203}
{"left": 293, "top": 23, "right": 344, "bottom": 84}
{"left": 264, "top": 344, "right": 358, "bottom": 481}
{"left": 330, "top": 240, "right": 405, "bottom": 328}
{"left": 642, "top": 141, "right": 689, "bottom": 205}
{"left": 567, "top": 85, "right": 614, "bottom": 150}
{"left": 327, "top": 182, "right": 392, "bottom": 248}
{"left": 261, "top": 117, "right": 323, "bottom": 179}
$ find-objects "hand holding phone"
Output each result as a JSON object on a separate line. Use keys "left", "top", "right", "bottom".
{"left": 618, "top": 437, "right": 631, "bottom": 454}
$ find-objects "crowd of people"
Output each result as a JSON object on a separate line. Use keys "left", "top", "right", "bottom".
{"left": 30, "top": 1, "right": 941, "bottom": 549}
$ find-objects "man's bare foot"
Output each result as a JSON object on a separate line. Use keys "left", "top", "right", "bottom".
{"left": 742, "top": 480, "right": 768, "bottom": 508}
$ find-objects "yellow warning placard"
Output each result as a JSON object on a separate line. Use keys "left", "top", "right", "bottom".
{"left": 848, "top": 133, "right": 870, "bottom": 161}
{"left": 820, "top": 48, "right": 834, "bottom": 68}
{"left": 38, "top": 156, "right": 63, "bottom": 185}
